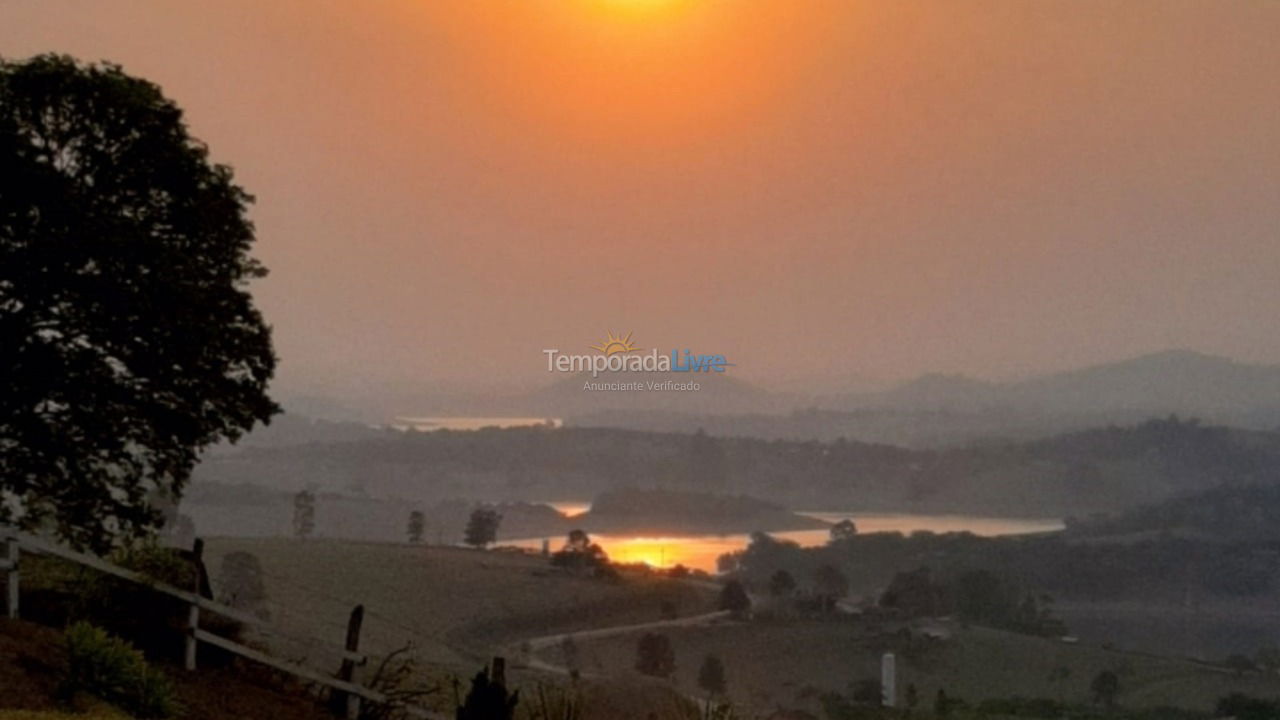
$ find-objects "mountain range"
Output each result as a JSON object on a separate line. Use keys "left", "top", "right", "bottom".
{"left": 268, "top": 350, "right": 1280, "bottom": 448}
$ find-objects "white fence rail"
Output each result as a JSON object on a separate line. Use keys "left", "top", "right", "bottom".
{"left": 0, "top": 527, "right": 443, "bottom": 720}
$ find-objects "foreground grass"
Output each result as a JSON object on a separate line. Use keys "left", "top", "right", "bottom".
{"left": 0, "top": 711, "right": 130, "bottom": 720}
{"left": 202, "top": 538, "right": 716, "bottom": 666}
{"left": 556, "top": 617, "right": 1280, "bottom": 717}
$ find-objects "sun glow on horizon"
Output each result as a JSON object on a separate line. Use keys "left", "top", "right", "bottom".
{"left": 588, "top": 0, "right": 695, "bottom": 22}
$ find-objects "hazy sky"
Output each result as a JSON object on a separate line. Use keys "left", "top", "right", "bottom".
{"left": 3, "top": 1, "right": 1278, "bottom": 397}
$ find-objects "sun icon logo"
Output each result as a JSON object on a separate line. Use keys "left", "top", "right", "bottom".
{"left": 590, "top": 331, "right": 640, "bottom": 356}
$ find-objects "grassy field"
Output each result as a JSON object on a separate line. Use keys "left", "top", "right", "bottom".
{"left": 202, "top": 538, "right": 716, "bottom": 669}
{"left": 0, "top": 711, "right": 129, "bottom": 720}
{"left": 548, "top": 617, "right": 1280, "bottom": 717}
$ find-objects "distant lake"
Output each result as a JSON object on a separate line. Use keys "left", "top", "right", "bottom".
{"left": 513, "top": 505, "right": 1063, "bottom": 572}
{"left": 392, "top": 416, "right": 562, "bottom": 431}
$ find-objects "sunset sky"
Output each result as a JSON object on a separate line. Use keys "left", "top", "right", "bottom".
{"left": 2, "top": 1, "right": 1278, "bottom": 399}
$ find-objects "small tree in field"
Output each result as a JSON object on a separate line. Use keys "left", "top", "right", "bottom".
{"left": 464, "top": 507, "right": 502, "bottom": 548}
{"left": 292, "top": 489, "right": 315, "bottom": 539}
{"left": 551, "top": 528, "right": 610, "bottom": 575}
{"left": 407, "top": 510, "right": 425, "bottom": 543}
{"left": 1091, "top": 670, "right": 1120, "bottom": 709}
{"left": 697, "top": 654, "right": 726, "bottom": 697}
{"left": 718, "top": 580, "right": 751, "bottom": 617}
{"left": 635, "top": 633, "right": 675, "bottom": 678}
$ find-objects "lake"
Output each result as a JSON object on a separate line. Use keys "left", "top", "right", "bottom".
{"left": 510, "top": 504, "right": 1063, "bottom": 572}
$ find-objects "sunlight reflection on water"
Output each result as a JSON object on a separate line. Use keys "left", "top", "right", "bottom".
{"left": 512, "top": 505, "right": 1063, "bottom": 572}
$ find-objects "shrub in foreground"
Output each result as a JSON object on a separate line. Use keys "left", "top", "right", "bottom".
{"left": 60, "top": 621, "right": 179, "bottom": 718}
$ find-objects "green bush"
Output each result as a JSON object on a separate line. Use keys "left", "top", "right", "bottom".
{"left": 60, "top": 621, "right": 180, "bottom": 718}
{"left": 110, "top": 542, "right": 194, "bottom": 588}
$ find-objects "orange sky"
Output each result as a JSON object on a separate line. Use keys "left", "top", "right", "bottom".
{"left": 2, "top": 1, "right": 1278, "bottom": 398}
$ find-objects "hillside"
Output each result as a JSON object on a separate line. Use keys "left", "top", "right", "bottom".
{"left": 577, "top": 488, "right": 828, "bottom": 535}
{"left": 837, "top": 350, "right": 1280, "bottom": 424}
{"left": 551, "top": 620, "right": 1280, "bottom": 718}
{"left": 1068, "top": 483, "right": 1280, "bottom": 542}
{"left": 191, "top": 417, "right": 1280, "bottom": 519}
{"left": 0, "top": 619, "right": 331, "bottom": 720}
{"left": 567, "top": 351, "right": 1280, "bottom": 446}
{"left": 200, "top": 539, "right": 717, "bottom": 667}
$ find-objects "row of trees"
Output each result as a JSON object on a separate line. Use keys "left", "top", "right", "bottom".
{"left": 634, "top": 633, "right": 728, "bottom": 696}
{"left": 289, "top": 491, "right": 506, "bottom": 548}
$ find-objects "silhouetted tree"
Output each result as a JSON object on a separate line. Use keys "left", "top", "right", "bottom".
{"left": 829, "top": 519, "right": 858, "bottom": 543}
{"left": 407, "top": 510, "right": 425, "bottom": 543}
{"left": 905, "top": 683, "right": 919, "bottom": 710}
{"left": 716, "top": 552, "right": 740, "bottom": 574}
{"left": 768, "top": 569, "right": 797, "bottom": 597}
{"left": 934, "top": 689, "right": 952, "bottom": 718}
{"left": 293, "top": 489, "right": 315, "bottom": 539}
{"left": 697, "top": 654, "right": 726, "bottom": 696}
{"left": 0, "top": 54, "right": 277, "bottom": 552}
{"left": 1091, "top": 670, "right": 1120, "bottom": 709}
{"left": 814, "top": 564, "right": 849, "bottom": 611}
{"left": 464, "top": 507, "right": 502, "bottom": 548}
{"left": 635, "top": 633, "right": 676, "bottom": 678}
{"left": 551, "top": 528, "right": 609, "bottom": 575}
{"left": 719, "top": 580, "right": 751, "bottom": 616}
{"left": 881, "top": 566, "right": 944, "bottom": 617}
{"left": 566, "top": 528, "right": 589, "bottom": 551}
{"left": 456, "top": 659, "right": 518, "bottom": 720}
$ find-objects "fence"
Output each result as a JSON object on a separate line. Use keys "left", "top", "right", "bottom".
{"left": 0, "top": 526, "right": 443, "bottom": 720}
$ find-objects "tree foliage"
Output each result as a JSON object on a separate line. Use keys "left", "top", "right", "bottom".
{"left": 550, "top": 528, "right": 610, "bottom": 575}
{"left": 697, "top": 654, "right": 727, "bottom": 696}
{"left": 829, "top": 518, "right": 858, "bottom": 543}
{"left": 767, "top": 569, "right": 796, "bottom": 597}
{"left": 635, "top": 633, "right": 676, "bottom": 678}
{"left": 718, "top": 579, "right": 751, "bottom": 616}
{"left": 292, "top": 489, "right": 315, "bottom": 539}
{"left": 1091, "top": 670, "right": 1120, "bottom": 709}
{"left": 407, "top": 510, "right": 425, "bottom": 543}
{"left": 464, "top": 507, "right": 502, "bottom": 548}
{"left": 0, "top": 54, "right": 277, "bottom": 551}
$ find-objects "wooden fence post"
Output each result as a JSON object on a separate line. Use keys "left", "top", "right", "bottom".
{"left": 3, "top": 534, "right": 17, "bottom": 620}
{"left": 184, "top": 538, "right": 203, "bottom": 670}
{"left": 339, "top": 604, "right": 365, "bottom": 720}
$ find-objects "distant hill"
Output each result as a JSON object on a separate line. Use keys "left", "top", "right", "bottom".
{"left": 261, "top": 350, "right": 1280, "bottom": 449}
{"left": 1068, "top": 483, "right": 1280, "bottom": 542}
{"left": 193, "top": 417, "right": 1280, "bottom": 519}
{"left": 567, "top": 351, "right": 1280, "bottom": 447}
{"left": 838, "top": 350, "right": 1280, "bottom": 420}
{"left": 577, "top": 488, "right": 828, "bottom": 535}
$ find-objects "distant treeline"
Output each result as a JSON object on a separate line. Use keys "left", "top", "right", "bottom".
{"left": 196, "top": 416, "right": 1280, "bottom": 517}
{"left": 724, "top": 515, "right": 1280, "bottom": 608}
